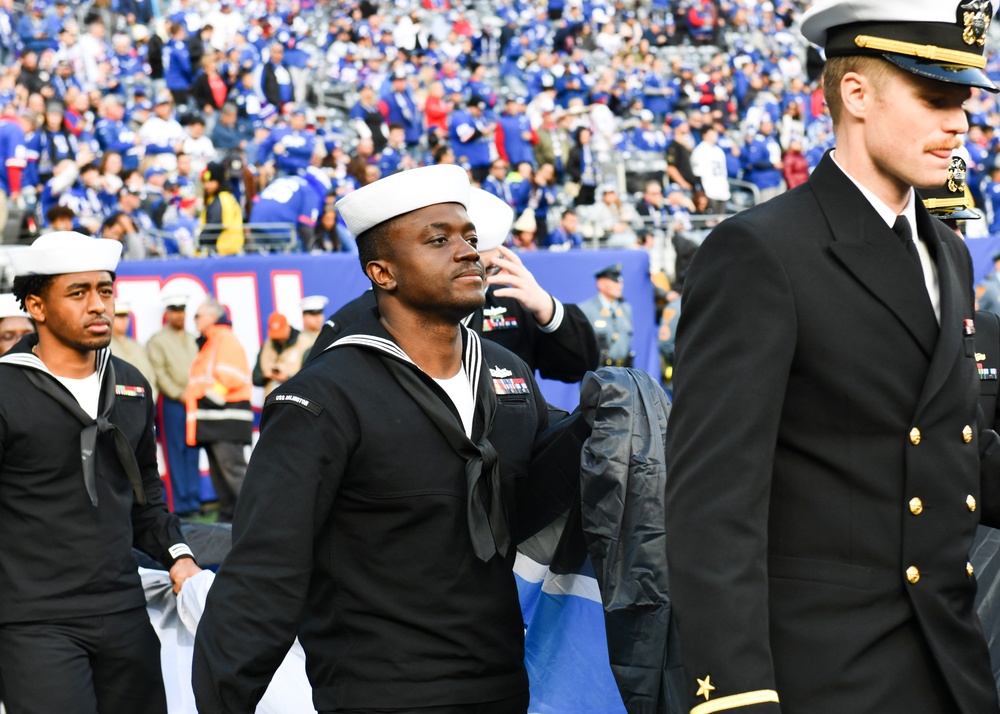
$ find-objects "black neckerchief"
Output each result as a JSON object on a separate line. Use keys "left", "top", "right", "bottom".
{"left": 329, "top": 319, "right": 510, "bottom": 562}
{"left": 0, "top": 336, "right": 146, "bottom": 507}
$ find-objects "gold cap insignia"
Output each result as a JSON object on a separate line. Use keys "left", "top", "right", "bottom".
{"left": 976, "top": 352, "right": 987, "bottom": 361}
{"left": 961, "top": 0, "right": 992, "bottom": 47}
{"left": 948, "top": 156, "right": 967, "bottom": 193}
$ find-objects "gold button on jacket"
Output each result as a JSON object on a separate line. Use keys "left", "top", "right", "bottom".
{"left": 962, "top": 425, "right": 973, "bottom": 443}
{"left": 909, "top": 428, "right": 921, "bottom": 445}
{"left": 967, "top": 495, "right": 977, "bottom": 512}
{"left": 908, "top": 497, "right": 923, "bottom": 515}
{"left": 906, "top": 566, "right": 920, "bottom": 584}
{"left": 967, "top": 562, "right": 975, "bottom": 578}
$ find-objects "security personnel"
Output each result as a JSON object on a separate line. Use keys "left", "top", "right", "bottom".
{"left": 0, "top": 232, "right": 199, "bottom": 713}
{"left": 579, "top": 264, "right": 634, "bottom": 368}
{"left": 192, "top": 164, "right": 562, "bottom": 713}
{"left": 307, "top": 189, "right": 599, "bottom": 383}
{"left": 665, "top": 1, "right": 1000, "bottom": 712}
{"left": 252, "top": 312, "right": 308, "bottom": 397}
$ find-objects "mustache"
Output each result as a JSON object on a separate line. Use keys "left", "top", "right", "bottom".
{"left": 926, "top": 140, "right": 962, "bottom": 152}
{"left": 454, "top": 265, "right": 486, "bottom": 280}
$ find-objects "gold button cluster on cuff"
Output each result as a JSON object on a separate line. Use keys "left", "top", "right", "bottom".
{"left": 963, "top": 425, "right": 973, "bottom": 443}
{"left": 909, "top": 428, "right": 921, "bottom": 445}
{"left": 906, "top": 566, "right": 920, "bottom": 584}
{"left": 909, "top": 497, "right": 923, "bottom": 515}
{"left": 967, "top": 495, "right": 977, "bottom": 512}
{"left": 968, "top": 562, "right": 975, "bottom": 578}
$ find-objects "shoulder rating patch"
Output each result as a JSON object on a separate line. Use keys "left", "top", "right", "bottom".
{"left": 264, "top": 392, "right": 324, "bottom": 416}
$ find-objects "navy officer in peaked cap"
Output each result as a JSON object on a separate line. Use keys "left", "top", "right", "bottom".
{"left": 0, "top": 232, "right": 200, "bottom": 714}
{"left": 193, "top": 165, "right": 574, "bottom": 714}
{"left": 579, "top": 263, "right": 634, "bottom": 368}
{"left": 665, "top": 1, "right": 1000, "bottom": 712}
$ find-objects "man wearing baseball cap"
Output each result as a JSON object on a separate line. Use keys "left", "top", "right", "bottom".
{"left": 194, "top": 165, "right": 561, "bottom": 713}
{"left": 665, "top": 1, "right": 1000, "bottom": 712}
{"left": 0, "top": 232, "right": 199, "bottom": 713}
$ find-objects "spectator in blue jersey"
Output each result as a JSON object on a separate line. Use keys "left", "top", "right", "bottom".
{"left": 261, "top": 41, "right": 295, "bottom": 111}
{"left": 377, "top": 68, "right": 422, "bottom": 157}
{"left": 210, "top": 103, "right": 250, "bottom": 152}
{"left": 482, "top": 159, "right": 515, "bottom": 207}
{"left": 248, "top": 165, "right": 331, "bottom": 252}
{"left": 17, "top": 0, "right": 55, "bottom": 55}
{"left": 741, "top": 117, "right": 784, "bottom": 203}
{"left": 27, "top": 101, "right": 80, "bottom": 187}
{"left": 546, "top": 208, "right": 583, "bottom": 250}
{"left": 95, "top": 96, "right": 142, "bottom": 172}
{"left": 164, "top": 22, "right": 195, "bottom": 108}
{"left": 349, "top": 84, "right": 387, "bottom": 154}
{"left": 39, "top": 154, "right": 104, "bottom": 234}
{"left": 495, "top": 95, "right": 536, "bottom": 170}
{"left": 117, "top": 184, "right": 158, "bottom": 250}
{"left": 985, "top": 165, "right": 1000, "bottom": 239}
{"left": 376, "top": 124, "right": 415, "bottom": 177}
{"left": 257, "top": 105, "right": 317, "bottom": 178}
{"left": 566, "top": 126, "right": 601, "bottom": 206}
{"left": 449, "top": 95, "right": 496, "bottom": 183}
{"left": 0, "top": 108, "right": 29, "bottom": 232}
{"left": 526, "top": 161, "right": 558, "bottom": 247}
{"left": 643, "top": 57, "right": 675, "bottom": 122}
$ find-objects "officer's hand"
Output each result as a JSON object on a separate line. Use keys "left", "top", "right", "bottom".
{"left": 486, "top": 245, "right": 555, "bottom": 325}
{"left": 169, "top": 557, "right": 202, "bottom": 595}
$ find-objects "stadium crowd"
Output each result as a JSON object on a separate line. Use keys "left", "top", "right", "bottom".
{"left": 2, "top": 0, "right": 997, "bottom": 274}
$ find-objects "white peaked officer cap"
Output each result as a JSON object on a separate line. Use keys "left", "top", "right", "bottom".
{"left": 300, "top": 295, "right": 330, "bottom": 313}
{"left": 468, "top": 188, "right": 514, "bottom": 252}
{"left": 160, "top": 293, "right": 190, "bottom": 310}
{"left": 8, "top": 231, "right": 122, "bottom": 277}
{"left": 336, "top": 164, "right": 471, "bottom": 237}
{"left": 801, "top": 0, "right": 1000, "bottom": 91}
{"left": 0, "top": 293, "right": 28, "bottom": 319}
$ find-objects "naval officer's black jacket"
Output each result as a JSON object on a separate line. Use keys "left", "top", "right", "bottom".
{"left": 309, "top": 287, "right": 600, "bottom": 383}
{"left": 193, "top": 312, "right": 571, "bottom": 713}
{"left": 664, "top": 152, "right": 1000, "bottom": 714}
{"left": 0, "top": 336, "right": 191, "bottom": 624}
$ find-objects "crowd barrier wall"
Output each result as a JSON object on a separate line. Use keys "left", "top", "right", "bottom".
{"left": 115, "top": 249, "right": 660, "bottom": 411}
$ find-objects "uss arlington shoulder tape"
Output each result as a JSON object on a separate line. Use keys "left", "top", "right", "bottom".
{"left": 263, "top": 391, "right": 325, "bottom": 416}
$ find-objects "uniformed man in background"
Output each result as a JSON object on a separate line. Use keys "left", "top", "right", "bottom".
{"left": 0, "top": 232, "right": 200, "bottom": 714}
{"left": 0, "top": 292, "right": 35, "bottom": 357}
{"left": 109, "top": 300, "right": 157, "bottom": 400}
{"left": 146, "top": 293, "right": 203, "bottom": 517}
{"left": 579, "top": 263, "right": 634, "bottom": 367}
{"left": 297, "top": 294, "right": 329, "bottom": 359}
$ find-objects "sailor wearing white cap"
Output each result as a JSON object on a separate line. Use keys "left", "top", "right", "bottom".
{"left": 296, "top": 294, "right": 330, "bottom": 357}
{"left": 109, "top": 299, "right": 158, "bottom": 402}
{"left": 307, "top": 188, "right": 600, "bottom": 381}
{"left": 194, "top": 166, "right": 564, "bottom": 714}
{"left": 0, "top": 232, "right": 200, "bottom": 714}
{"left": 665, "top": 2, "right": 1000, "bottom": 713}
{"left": 146, "top": 292, "right": 203, "bottom": 517}
{"left": 0, "top": 292, "right": 34, "bottom": 356}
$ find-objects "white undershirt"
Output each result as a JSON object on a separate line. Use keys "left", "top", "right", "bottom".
{"left": 831, "top": 151, "right": 941, "bottom": 323}
{"left": 53, "top": 371, "right": 101, "bottom": 419}
{"left": 433, "top": 371, "right": 475, "bottom": 438}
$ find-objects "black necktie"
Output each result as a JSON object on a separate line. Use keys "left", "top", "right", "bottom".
{"left": 893, "top": 215, "right": 923, "bottom": 274}
{"left": 24, "top": 361, "right": 147, "bottom": 507}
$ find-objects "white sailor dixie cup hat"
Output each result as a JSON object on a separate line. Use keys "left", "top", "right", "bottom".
{"left": 336, "top": 164, "right": 471, "bottom": 238}
{"left": 801, "top": 0, "right": 1000, "bottom": 92}
{"left": 467, "top": 188, "right": 514, "bottom": 252}
{"left": 8, "top": 231, "right": 122, "bottom": 277}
